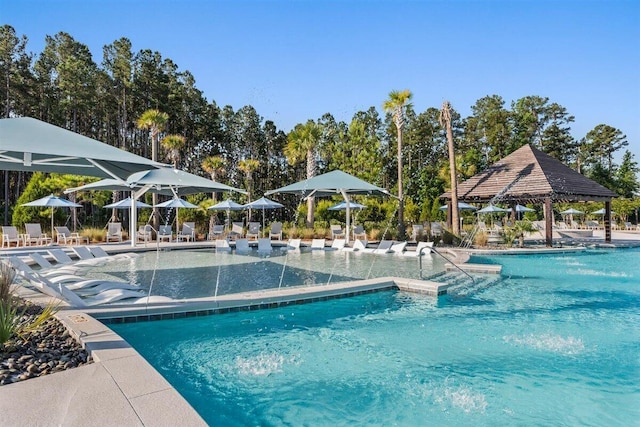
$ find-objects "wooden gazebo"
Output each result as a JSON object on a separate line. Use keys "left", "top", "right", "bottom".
{"left": 441, "top": 144, "right": 617, "bottom": 246}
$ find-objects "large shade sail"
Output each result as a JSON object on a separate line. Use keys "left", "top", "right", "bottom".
{"left": 0, "top": 117, "right": 162, "bottom": 179}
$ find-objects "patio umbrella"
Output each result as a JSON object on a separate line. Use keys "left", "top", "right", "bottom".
{"left": 104, "top": 197, "right": 152, "bottom": 209}
{"left": 514, "top": 204, "right": 535, "bottom": 213}
{"left": 477, "top": 204, "right": 511, "bottom": 213}
{"left": 244, "top": 197, "right": 283, "bottom": 237}
{"left": 591, "top": 208, "right": 614, "bottom": 215}
{"left": 208, "top": 199, "right": 245, "bottom": 230}
{"left": 560, "top": 208, "right": 584, "bottom": 215}
{"left": 438, "top": 202, "right": 478, "bottom": 211}
{"left": 329, "top": 200, "right": 367, "bottom": 229}
{"left": 266, "top": 170, "right": 391, "bottom": 243}
{"left": 22, "top": 194, "right": 81, "bottom": 233}
{"left": 155, "top": 198, "right": 199, "bottom": 235}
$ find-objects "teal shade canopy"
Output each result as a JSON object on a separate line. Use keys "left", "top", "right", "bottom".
{"left": 266, "top": 170, "right": 389, "bottom": 198}
{"left": 0, "top": 117, "right": 161, "bottom": 179}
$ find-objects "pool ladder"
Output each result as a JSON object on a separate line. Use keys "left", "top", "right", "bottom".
{"left": 418, "top": 246, "right": 475, "bottom": 284}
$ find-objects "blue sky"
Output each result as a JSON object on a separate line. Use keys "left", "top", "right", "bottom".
{"left": 3, "top": 0, "right": 640, "bottom": 161}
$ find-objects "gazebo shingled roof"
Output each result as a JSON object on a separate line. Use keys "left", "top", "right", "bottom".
{"left": 441, "top": 144, "right": 617, "bottom": 246}
{"left": 442, "top": 144, "right": 617, "bottom": 203}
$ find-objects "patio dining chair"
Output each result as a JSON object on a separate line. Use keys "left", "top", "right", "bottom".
{"left": 229, "top": 222, "right": 244, "bottom": 240}
{"left": 330, "top": 224, "right": 345, "bottom": 240}
{"left": 137, "top": 225, "right": 153, "bottom": 243}
{"left": 24, "top": 223, "right": 51, "bottom": 246}
{"left": 177, "top": 222, "right": 196, "bottom": 242}
{"left": 158, "top": 225, "right": 173, "bottom": 242}
{"left": 246, "top": 222, "right": 261, "bottom": 240}
{"left": 269, "top": 222, "right": 283, "bottom": 240}
{"left": 2, "top": 226, "right": 23, "bottom": 248}
{"left": 353, "top": 225, "right": 366, "bottom": 241}
{"left": 54, "top": 226, "right": 89, "bottom": 245}
{"left": 106, "top": 222, "right": 123, "bottom": 242}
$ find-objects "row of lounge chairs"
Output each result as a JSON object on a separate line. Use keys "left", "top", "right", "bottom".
{"left": 1, "top": 225, "right": 89, "bottom": 248}
{"left": 214, "top": 237, "right": 434, "bottom": 257}
{"left": 6, "top": 246, "right": 150, "bottom": 307}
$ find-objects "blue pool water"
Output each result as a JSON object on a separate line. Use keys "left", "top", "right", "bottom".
{"left": 110, "top": 248, "right": 640, "bottom": 426}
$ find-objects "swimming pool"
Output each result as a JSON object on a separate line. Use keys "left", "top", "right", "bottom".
{"left": 110, "top": 248, "right": 639, "bottom": 426}
{"left": 88, "top": 248, "right": 449, "bottom": 299}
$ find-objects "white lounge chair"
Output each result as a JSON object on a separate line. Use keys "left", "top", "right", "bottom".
{"left": 72, "top": 246, "right": 108, "bottom": 266}
{"left": 257, "top": 238, "right": 272, "bottom": 253}
{"left": 88, "top": 246, "right": 138, "bottom": 260}
{"left": 158, "top": 225, "right": 173, "bottom": 242}
{"left": 106, "top": 222, "right": 123, "bottom": 242}
{"left": 2, "top": 226, "right": 23, "bottom": 248}
{"left": 235, "top": 238, "right": 250, "bottom": 253}
{"left": 330, "top": 225, "right": 345, "bottom": 240}
{"left": 288, "top": 238, "right": 301, "bottom": 250}
{"left": 55, "top": 226, "right": 89, "bottom": 245}
{"left": 215, "top": 239, "right": 231, "bottom": 251}
{"left": 177, "top": 222, "right": 195, "bottom": 242}
{"left": 342, "top": 239, "right": 367, "bottom": 252}
{"left": 246, "top": 222, "right": 261, "bottom": 240}
{"left": 410, "top": 224, "right": 424, "bottom": 242}
{"left": 403, "top": 241, "right": 434, "bottom": 257}
{"left": 389, "top": 241, "right": 407, "bottom": 255}
{"left": 10, "top": 256, "right": 82, "bottom": 281}
{"left": 24, "top": 223, "right": 51, "bottom": 246}
{"left": 28, "top": 253, "right": 85, "bottom": 276}
{"left": 269, "top": 222, "right": 283, "bottom": 240}
{"left": 311, "top": 239, "right": 326, "bottom": 250}
{"left": 328, "top": 238, "right": 346, "bottom": 250}
{"left": 363, "top": 240, "right": 394, "bottom": 254}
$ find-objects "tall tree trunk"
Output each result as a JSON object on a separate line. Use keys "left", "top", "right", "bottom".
{"left": 396, "top": 123, "right": 405, "bottom": 239}
{"left": 151, "top": 132, "right": 159, "bottom": 231}
{"left": 306, "top": 149, "right": 316, "bottom": 228}
{"left": 442, "top": 101, "right": 460, "bottom": 236}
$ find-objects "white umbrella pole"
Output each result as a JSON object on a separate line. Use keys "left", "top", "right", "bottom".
{"left": 341, "top": 190, "right": 350, "bottom": 243}
{"left": 51, "top": 208, "right": 54, "bottom": 237}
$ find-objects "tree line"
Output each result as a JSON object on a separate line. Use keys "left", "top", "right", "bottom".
{"left": 1, "top": 25, "right": 638, "bottom": 230}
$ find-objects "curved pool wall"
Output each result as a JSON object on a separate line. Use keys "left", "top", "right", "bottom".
{"left": 109, "top": 247, "right": 640, "bottom": 426}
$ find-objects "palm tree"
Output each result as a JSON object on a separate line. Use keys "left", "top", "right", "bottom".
{"left": 161, "top": 134, "right": 186, "bottom": 168}
{"left": 137, "top": 109, "right": 168, "bottom": 230}
{"left": 202, "top": 155, "right": 226, "bottom": 203}
{"left": 439, "top": 101, "right": 460, "bottom": 236}
{"left": 383, "top": 89, "right": 413, "bottom": 239}
{"left": 238, "top": 158, "right": 260, "bottom": 219}
{"left": 284, "top": 120, "right": 322, "bottom": 227}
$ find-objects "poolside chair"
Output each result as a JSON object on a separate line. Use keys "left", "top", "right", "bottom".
{"left": 55, "top": 226, "right": 88, "bottom": 245}
{"left": 430, "top": 222, "right": 443, "bottom": 237}
{"left": 229, "top": 222, "right": 244, "bottom": 240}
{"left": 71, "top": 246, "right": 108, "bottom": 266}
{"left": 353, "top": 225, "right": 366, "bottom": 241}
{"left": 215, "top": 239, "right": 231, "bottom": 251}
{"left": 328, "top": 238, "right": 346, "bottom": 250}
{"left": 269, "top": 222, "right": 283, "bottom": 240}
{"left": 137, "top": 225, "right": 153, "bottom": 243}
{"left": 410, "top": 224, "right": 424, "bottom": 242}
{"left": 210, "top": 225, "right": 225, "bottom": 240}
{"left": 287, "top": 238, "right": 301, "bottom": 250}
{"left": 29, "top": 252, "right": 85, "bottom": 276}
{"left": 158, "top": 225, "right": 173, "bottom": 243}
{"left": 246, "top": 222, "right": 261, "bottom": 240}
{"left": 88, "top": 246, "right": 138, "bottom": 261}
{"left": 257, "top": 238, "right": 272, "bottom": 253}
{"left": 311, "top": 239, "right": 326, "bottom": 250}
{"left": 363, "top": 240, "right": 394, "bottom": 254}
{"left": 623, "top": 221, "right": 635, "bottom": 230}
{"left": 177, "top": 222, "right": 196, "bottom": 242}
{"left": 330, "top": 224, "right": 345, "bottom": 240}
{"left": 403, "top": 241, "right": 434, "bottom": 257}
{"left": 24, "top": 223, "right": 51, "bottom": 246}
{"left": 49, "top": 248, "right": 99, "bottom": 268}
{"left": 342, "top": 239, "right": 367, "bottom": 252}
{"left": 235, "top": 238, "right": 250, "bottom": 253}
{"left": 390, "top": 241, "right": 407, "bottom": 255}
{"left": 10, "top": 256, "right": 83, "bottom": 280}
{"left": 106, "top": 222, "right": 123, "bottom": 242}
{"left": 1, "top": 226, "right": 23, "bottom": 248}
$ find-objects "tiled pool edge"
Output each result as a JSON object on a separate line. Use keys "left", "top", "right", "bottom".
{"left": 79, "top": 276, "right": 452, "bottom": 323}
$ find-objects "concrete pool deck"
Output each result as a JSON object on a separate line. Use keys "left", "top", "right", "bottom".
{"left": 1, "top": 232, "right": 639, "bottom": 426}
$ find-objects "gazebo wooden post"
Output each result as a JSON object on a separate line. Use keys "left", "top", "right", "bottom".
{"left": 446, "top": 201, "right": 453, "bottom": 229}
{"left": 604, "top": 200, "right": 612, "bottom": 243}
{"left": 544, "top": 198, "right": 553, "bottom": 247}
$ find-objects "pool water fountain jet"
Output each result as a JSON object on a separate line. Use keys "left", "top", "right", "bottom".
{"left": 277, "top": 192, "right": 307, "bottom": 290}
{"left": 363, "top": 202, "right": 399, "bottom": 280}
{"left": 143, "top": 225, "right": 162, "bottom": 312}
